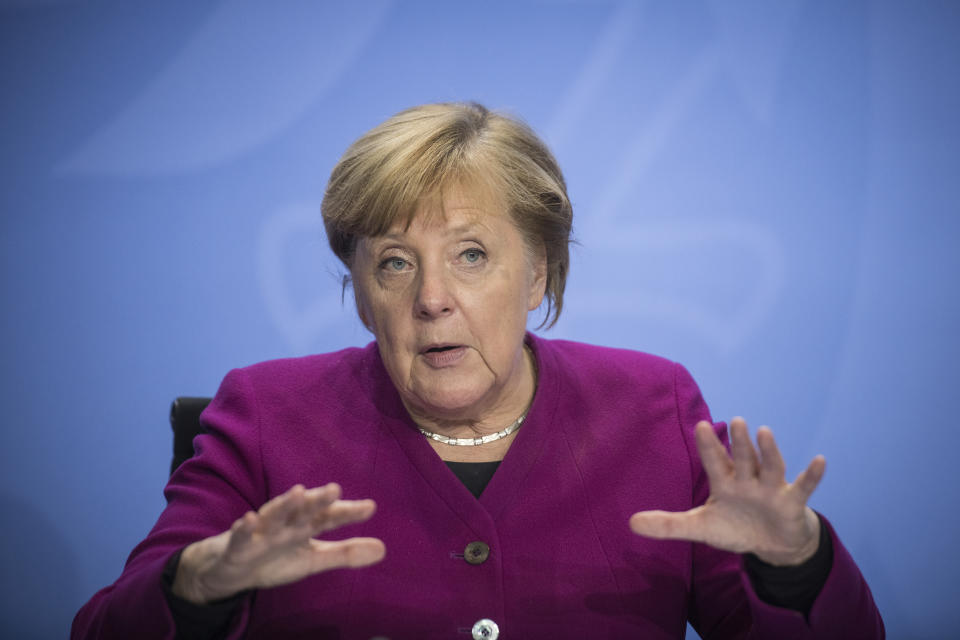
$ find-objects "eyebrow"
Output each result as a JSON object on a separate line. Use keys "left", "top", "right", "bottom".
{"left": 377, "top": 220, "right": 491, "bottom": 242}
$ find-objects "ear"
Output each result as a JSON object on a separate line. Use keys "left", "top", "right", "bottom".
{"left": 527, "top": 246, "right": 548, "bottom": 311}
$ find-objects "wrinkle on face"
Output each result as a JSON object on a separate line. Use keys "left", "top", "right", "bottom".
{"left": 351, "top": 184, "right": 546, "bottom": 431}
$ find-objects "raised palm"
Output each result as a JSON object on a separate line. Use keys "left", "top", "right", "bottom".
{"left": 629, "top": 418, "right": 824, "bottom": 566}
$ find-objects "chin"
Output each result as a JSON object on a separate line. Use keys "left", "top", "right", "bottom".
{"left": 409, "top": 381, "right": 491, "bottom": 420}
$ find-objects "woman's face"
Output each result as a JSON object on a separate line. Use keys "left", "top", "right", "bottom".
{"left": 351, "top": 184, "right": 546, "bottom": 424}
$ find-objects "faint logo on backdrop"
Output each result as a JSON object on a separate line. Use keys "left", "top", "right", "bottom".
{"left": 571, "top": 221, "right": 784, "bottom": 355}
{"left": 54, "top": 0, "right": 795, "bottom": 355}
{"left": 546, "top": 0, "right": 801, "bottom": 149}
{"left": 257, "top": 202, "right": 362, "bottom": 353}
{"left": 542, "top": 0, "right": 798, "bottom": 354}
{"left": 253, "top": 0, "right": 794, "bottom": 354}
{"left": 56, "top": 0, "right": 393, "bottom": 175}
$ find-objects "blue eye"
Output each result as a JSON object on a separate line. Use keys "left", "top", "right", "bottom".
{"left": 462, "top": 249, "right": 484, "bottom": 263}
{"left": 382, "top": 257, "right": 408, "bottom": 271}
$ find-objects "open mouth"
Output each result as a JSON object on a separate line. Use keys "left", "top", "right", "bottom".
{"left": 419, "top": 344, "right": 466, "bottom": 367}
{"left": 425, "top": 345, "right": 459, "bottom": 353}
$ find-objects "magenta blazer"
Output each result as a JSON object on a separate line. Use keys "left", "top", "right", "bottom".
{"left": 73, "top": 334, "right": 883, "bottom": 639}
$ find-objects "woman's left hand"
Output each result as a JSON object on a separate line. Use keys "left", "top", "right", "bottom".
{"left": 629, "top": 417, "right": 824, "bottom": 566}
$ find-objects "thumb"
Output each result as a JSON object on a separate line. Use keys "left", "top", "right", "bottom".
{"left": 629, "top": 507, "right": 706, "bottom": 542}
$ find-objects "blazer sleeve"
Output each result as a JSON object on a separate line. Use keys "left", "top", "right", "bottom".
{"left": 71, "top": 368, "right": 266, "bottom": 640}
{"left": 672, "top": 363, "right": 885, "bottom": 640}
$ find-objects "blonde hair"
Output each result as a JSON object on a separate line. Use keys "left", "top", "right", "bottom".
{"left": 322, "top": 102, "right": 572, "bottom": 328}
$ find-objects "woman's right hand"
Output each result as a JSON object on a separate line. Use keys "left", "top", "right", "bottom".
{"left": 171, "top": 482, "right": 385, "bottom": 604}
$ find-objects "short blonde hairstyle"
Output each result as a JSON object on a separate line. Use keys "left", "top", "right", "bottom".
{"left": 322, "top": 102, "right": 572, "bottom": 328}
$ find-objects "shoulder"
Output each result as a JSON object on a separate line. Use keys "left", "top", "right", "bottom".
{"left": 202, "top": 342, "right": 386, "bottom": 459}
{"left": 241, "top": 342, "right": 373, "bottom": 377}
{"left": 532, "top": 334, "right": 679, "bottom": 387}
{"left": 529, "top": 334, "right": 707, "bottom": 420}
{"left": 209, "top": 343, "right": 381, "bottom": 419}
{"left": 231, "top": 343, "right": 376, "bottom": 390}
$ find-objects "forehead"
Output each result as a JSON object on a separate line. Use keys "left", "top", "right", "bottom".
{"left": 382, "top": 183, "right": 509, "bottom": 238}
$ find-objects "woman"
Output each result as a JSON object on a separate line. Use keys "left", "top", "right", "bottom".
{"left": 73, "top": 103, "right": 883, "bottom": 639}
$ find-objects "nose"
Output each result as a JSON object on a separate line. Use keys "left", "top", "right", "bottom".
{"left": 414, "top": 263, "right": 454, "bottom": 319}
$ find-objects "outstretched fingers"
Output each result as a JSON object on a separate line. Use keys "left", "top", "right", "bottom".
{"left": 634, "top": 417, "right": 829, "bottom": 560}
{"left": 233, "top": 483, "right": 378, "bottom": 551}
{"left": 178, "top": 484, "right": 384, "bottom": 601}
{"left": 269, "top": 484, "right": 377, "bottom": 541}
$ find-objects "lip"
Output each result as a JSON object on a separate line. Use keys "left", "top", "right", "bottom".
{"left": 419, "top": 343, "right": 467, "bottom": 368}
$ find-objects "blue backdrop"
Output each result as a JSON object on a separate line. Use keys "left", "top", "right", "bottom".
{"left": 1, "top": 1, "right": 958, "bottom": 637}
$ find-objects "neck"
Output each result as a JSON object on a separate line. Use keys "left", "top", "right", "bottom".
{"left": 407, "top": 343, "right": 537, "bottom": 444}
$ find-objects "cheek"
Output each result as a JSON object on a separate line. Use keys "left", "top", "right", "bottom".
{"left": 357, "top": 287, "right": 412, "bottom": 346}
{"left": 353, "top": 278, "right": 393, "bottom": 335}
{"left": 351, "top": 281, "right": 374, "bottom": 330}
{"left": 482, "top": 278, "right": 533, "bottom": 333}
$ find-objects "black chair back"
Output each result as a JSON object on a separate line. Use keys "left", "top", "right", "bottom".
{"left": 169, "top": 396, "right": 212, "bottom": 476}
